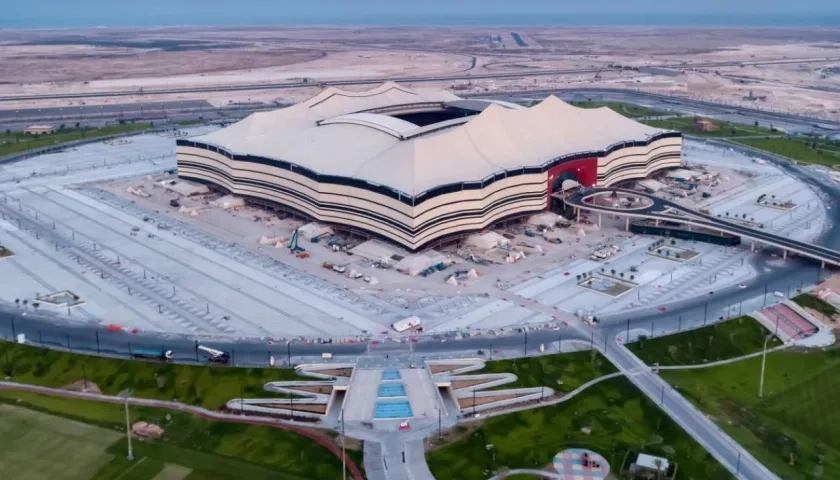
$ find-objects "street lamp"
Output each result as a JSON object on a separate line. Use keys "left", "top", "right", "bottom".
{"left": 118, "top": 389, "right": 134, "bottom": 461}
{"left": 758, "top": 334, "right": 773, "bottom": 399}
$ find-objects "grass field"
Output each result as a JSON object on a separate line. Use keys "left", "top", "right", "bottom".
{"left": 627, "top": 316, "right": 779, "bottom": 366}
{"left": 0, "top": 341, "right": 303, "bottom": 410}
{"left": 663, "top": 347, "right": 840, "bottom": 479}
{"left": 568, "top": 100, "right": 671, "bottom": 118}
{"left": 475, "top": 350, "right": 617, "bottom": 391}
{"left": 730, "top": 137, "right": 840, "bottom": 166}
{"left": 0, "top": 391, "right": 360, "bottom": 480}
{"left": 427, "top": 376, "right": 732, "bottom": 480}
{"left": 792, "top": 293, "right": 839, "bottom": 318}
{"left": 0, "top": 404, "right": 120, "bottom": 480}
{"left": 0, "top": 123, "right": 155, "bottom": 157}
{"left": 643, "top": 117, "right": 778, "bottom": 138}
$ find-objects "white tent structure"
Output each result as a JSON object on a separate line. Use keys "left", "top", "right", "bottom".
{"left": 177, "top": 82, "right": 682, "bottom": 251}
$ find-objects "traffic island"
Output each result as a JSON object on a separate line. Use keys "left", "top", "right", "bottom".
{"left": 578, "top": 276, "right": 634, "bottom": 297}
{"left": 35, "top": 290, "right": 85, "bottom": 308}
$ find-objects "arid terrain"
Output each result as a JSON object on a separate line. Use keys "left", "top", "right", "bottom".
{"left": 1, "top": 26, "right": 840, "bottom": 117}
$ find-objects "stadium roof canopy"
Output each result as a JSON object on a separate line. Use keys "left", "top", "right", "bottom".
{"left": 193, "top": 82, "right": 665, "bottom": 195}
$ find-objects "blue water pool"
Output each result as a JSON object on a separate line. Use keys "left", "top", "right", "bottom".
{"left": 378, "top": 383, "right": 407, "bottom": 397}
{"left": 382, "top": 370, "right": 401, "bottom": 381}
{"left": 374, "top": 400, "right": 413, "bottom": 419}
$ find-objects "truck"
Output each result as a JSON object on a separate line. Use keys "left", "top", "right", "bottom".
{"left": 392, "top": 316, "right": 421, "bottom": 333}
{"left": 132, "top": 348, "right": 174, "bottom": 361}
{"left": 197, "top": 345, "right": 231, "bottom": 364}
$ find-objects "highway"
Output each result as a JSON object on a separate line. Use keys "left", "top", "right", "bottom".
{"left": 566, "top": 188, "right": 840, "bottom": 266}
{"left": 3, "top": 56, "right": 840, "bottom": 103}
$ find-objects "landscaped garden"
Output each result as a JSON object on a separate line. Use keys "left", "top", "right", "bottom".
{"left": 0, "top": 392, "right": 360, "bottom": 480}
{"left": 473, "top": 350, "right": 617, "bottom": 391}
{"left": 0, "top": 123, "right": 155, "bottom": 157}
{"left": 663, "top": 347, "right": 840, "bottom": 480}
{"left": 0, "top": 341, "right": 303, "bottom": 409}
{"left": 427, "top": 376, "right": 732, "bottom": 480}
{"left": 729, "top": 137, "right": 840, "bottom": 166}
{"left": 627, "top": 316, "right": 779, "bottom": 366}
{"left": 569, "top": 100, "right": 672, "bottom": 118}
{"left": 642, "top": 117, "right": 779, "bottom": 138}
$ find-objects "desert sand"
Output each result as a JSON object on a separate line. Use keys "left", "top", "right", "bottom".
{"left": 0, "top": 27, "right": 838, "bottom": 118}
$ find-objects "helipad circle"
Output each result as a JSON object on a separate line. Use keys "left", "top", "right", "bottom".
{"left": 553, "top": 448, "right": 610, "bottom": 479}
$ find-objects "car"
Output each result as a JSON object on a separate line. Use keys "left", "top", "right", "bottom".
{"left": 658, "top": 306, "right": 667, "bottom": 312}
{"left": 738, "top": 283, "right": 747, "bottom": 288}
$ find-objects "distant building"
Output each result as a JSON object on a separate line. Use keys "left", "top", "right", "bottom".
{"left": 694, "top": 118, "right": 720, "bottom": 132}
{"left": 23, "top": 125, "right": 55, "bottom": 135}
{"left": 629, "top": 453, "right": 673, "bottom": 479}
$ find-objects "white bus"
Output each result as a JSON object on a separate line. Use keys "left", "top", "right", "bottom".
{"left": 392, "top": 316, "right": 421, "bottom": 333}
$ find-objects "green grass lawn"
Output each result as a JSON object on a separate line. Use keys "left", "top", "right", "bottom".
{"left": 0, "top": 391, "right": 360, "bottom": 480}
{"left": 0, "top": 341, "right": 303, "bottom": 410}
{"left": 475, "top": 350, "right": 617, "bottom": 391}
{"left": 663, "top": 347, "right": 840, "bottom": 479}
{"left": 642, "top": 117, "right": 779, "bottom": 138}
{"left": 627, "top": 316, "right": 780, "bottom": 366}
{"left": 729, "top": 137, "right": 840, "bottom": 166}
{"left": 0, "top": 403, "right": 120, "bottom": 480}
{"left": 568, "top": 100, "right": 671, "bottom": 118}
{"left": 427, "top": 376, "right": 732, "bottom": 480}
{"left": 0, "top": 123, "right": 154, "bottom": 157}
{"left": 792, "top": 293, "right": 838, "bottom": 318}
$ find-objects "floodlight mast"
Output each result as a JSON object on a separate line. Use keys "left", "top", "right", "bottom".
{"left": 119, "top": 389, "right": 134, "bottom": 461}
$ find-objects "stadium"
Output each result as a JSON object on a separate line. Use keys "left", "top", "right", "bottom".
{"left": 176, "top": 82, "right": 682, "bottom": 250}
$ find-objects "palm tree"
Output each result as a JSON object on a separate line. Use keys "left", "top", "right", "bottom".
{"left": 32, "top": 302, "right": 40, "bottom": 311}
{"left": 630, "top": 275, "right": 635, "bottom": 281}
{"left": 22, "top": 299, "right": 28, "bottom": 308}
{"left": 619, "top": 272, "right": 625, "bottom": 279}
{"left": 610, "top": 269, "right": 616, "bottom": 276}
{"left": 653, "top": 458, "right": 665, "bottom": 480}
{"left": 14, "top": 299, "right": 19, "bottom": 307}
{"left": 576, "top": 274, "right": 581, "bottom": 282}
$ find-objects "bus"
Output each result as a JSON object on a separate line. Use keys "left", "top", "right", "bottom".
{"left": 132, "top": 349, "right": 173, "bottom": 361}
{"left": 392, "top": 316, "right": 421, "bottom": 333}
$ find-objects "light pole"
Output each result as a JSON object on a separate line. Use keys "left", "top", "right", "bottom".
{"left": 341, "top": 407, "right": 346, "bottom": 480}
{"left": 119, "top": 389, "right": 134, "bottom": 461}
{"left": 758, "top": 334, "right": 773, "bottom": 399}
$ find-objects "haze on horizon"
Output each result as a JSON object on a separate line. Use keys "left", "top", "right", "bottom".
{"left": 3, "top": 0, "right": 840, "bottom": 28}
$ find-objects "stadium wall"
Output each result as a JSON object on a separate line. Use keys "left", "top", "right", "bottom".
{"left": 176, "top": 135, "right": 681, "bottom": 250}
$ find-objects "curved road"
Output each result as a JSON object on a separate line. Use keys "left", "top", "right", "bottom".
{"left": 566, "top": 187, "right": 840, "bottom": 265}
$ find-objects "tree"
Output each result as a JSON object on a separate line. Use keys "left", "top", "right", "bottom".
{"left": 32, "top": 302, "right": 40, "bottom": 311}
{"left": 610, "top": 269, "right": 616, "bottom": 276}
{"left": 22, "top": 299, "right": 28, "bottom": 308}
{"left": 75, "top": 122, "right": 80, "bottom": 129}
{"left": 653, "top": 458, "right": 665, "bottom": 480}
{"left": 630, "top": 275, "right": 635, "bottom": 281}
{"left": 576, "top": 274, "right": 581, "bottom": 281}
{"left": 742, "top": 213, "right": 747, "bottom": 219}
{"left": 670, "top": 239, "right": 676, "bottom": 245}
{"left": 619, "top": 272, "right": 625, "bottom": 279}
{"left": 601, "top": 267, "right": 605, "bottom": 273}
{"left": 725, "top": 212, "right": 729, "bottom": 217}
{"left": 14, "top": 299, "right": 19, "bottom": 306}
{"left": 4, "top": 128, "right": 10, "bottom": 135}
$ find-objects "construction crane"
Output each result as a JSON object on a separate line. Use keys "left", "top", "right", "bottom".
{"left": 289, "top": 228, "right": 304, "bottom": 252}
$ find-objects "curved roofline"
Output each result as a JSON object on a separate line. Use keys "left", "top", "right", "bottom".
{"left": 177, "top": 131, "right": 681, "bottom": 206}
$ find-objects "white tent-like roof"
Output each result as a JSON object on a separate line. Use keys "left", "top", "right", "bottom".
{"left": 192, "top": 83, "right": 665, "bottom": 195}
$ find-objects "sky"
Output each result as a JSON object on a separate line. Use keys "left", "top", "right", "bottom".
{"left": 3, "top": 0, "right": 840, "bottom": 28}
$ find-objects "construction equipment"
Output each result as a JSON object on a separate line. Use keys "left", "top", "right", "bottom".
{"left": 288, "top": 229, "right": 305, "bottom": 253}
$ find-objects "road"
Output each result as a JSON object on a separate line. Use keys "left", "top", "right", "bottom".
{"left": 602, "top": 339, "right": 779, "bottom": 480}
{"left": 566, "top": 187, "right": 840, "bottom": 265}
{"left": 4, "top": 56, "right": 840, "bottom": 103}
